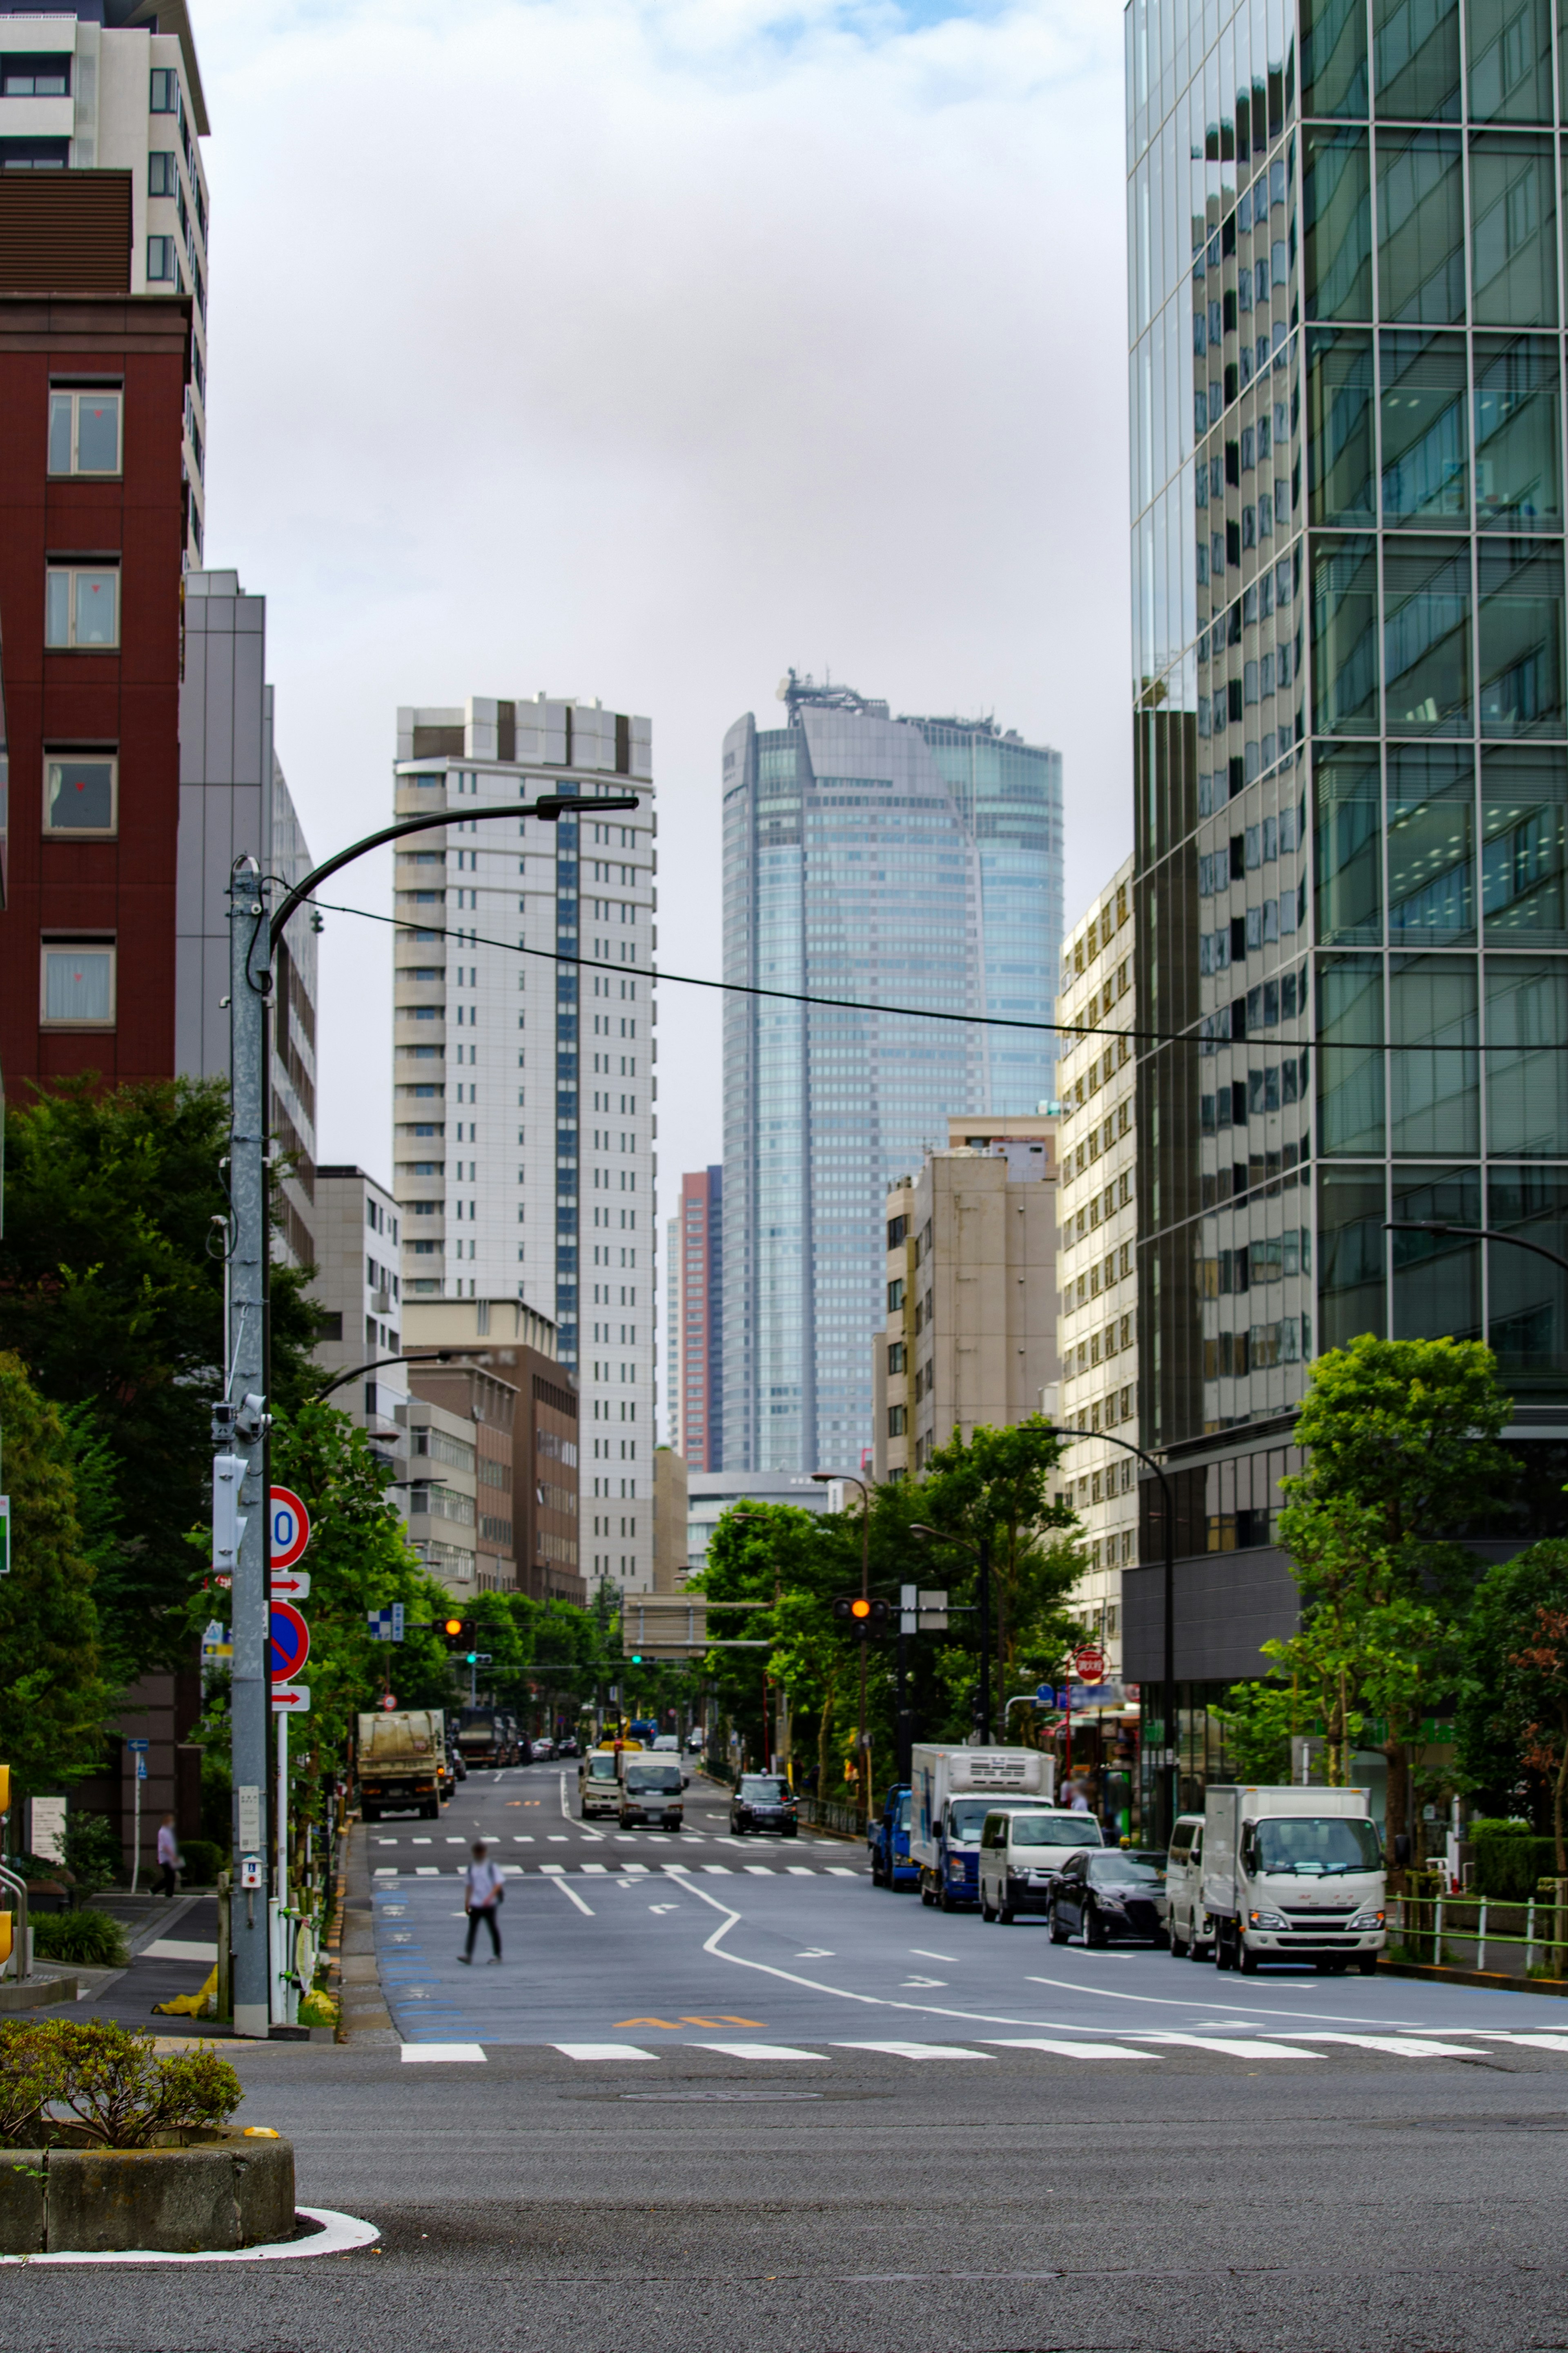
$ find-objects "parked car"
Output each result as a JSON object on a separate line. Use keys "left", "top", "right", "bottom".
{"left": 1049, "top": 1848, "right": 1169, "bottom": 1948}
{"left": 652, "top": 1733, "right": 679, "bottom": 1751}
{"left": 730, "top": 1774, "right": 799, "bottom": 1836}
{"left": 687, "top": 1729, "right": 705, "bottom": 1753}
{"left": 529, "top": 1735, "right": 555, "bottom": 1762}
{"left": 1165, "top": 1812, "right": 1211, "bottom": 1958}
{"left": 976, "top": 1808, "right": 1102, "bottom": 1921}
{"left": 869, "top": 1786, "right": 919, "bottom": 1890}
{"left": 555, "top": 1734, "right": 580, "bottom": 1759}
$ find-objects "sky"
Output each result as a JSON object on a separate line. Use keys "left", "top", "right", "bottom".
{"left": 197, "top": 0, "right": 1132, "bottom": 1338}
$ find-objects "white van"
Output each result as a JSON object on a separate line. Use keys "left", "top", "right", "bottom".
{"left": 976, "top": 1808, "right": 1103, "bottom": 1922}
{"left": 1165, "top": 1813, "right": 1211, "bottom": 1958}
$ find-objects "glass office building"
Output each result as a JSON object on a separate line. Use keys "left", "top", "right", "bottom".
{"left": 1126, "top": 0, "right": 1568, "bottom": 1791}
{"left": 721, "top": 677, "right": 1063, "bottom": 1473}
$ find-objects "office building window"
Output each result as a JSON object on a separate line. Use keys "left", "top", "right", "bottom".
{"left": 146, "top": 236, "right": 179, "bottom": 286}
{"left": 44, "top": 566, "right": 118, "bottom": 651}
{"left": 0, "top": 54, "right": 69, "bottom": 96}
{"left": 43, "top": 755, "right": 116, "bottom": 837}
{"left": 40, "top": 943, "right": 115, "bottom": 1028}
{"left": 48, "top": 389, "right": 121, "bottom": 477}
{"left": 148, "top": 152, "right": 178, "bottom": 198}
{"left": 149, "top": 67, "right": 179, "bottom": 115}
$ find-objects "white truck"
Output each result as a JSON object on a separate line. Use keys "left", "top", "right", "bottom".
{"left": 909, "top": 1744, "right": 1058, "bottom": 1911}
{"left": 617, "top": 1749, "right": 685, "bottom": 1830}
{"left": 1202, "top": 1784, "right": 1387, "bottom": 1974}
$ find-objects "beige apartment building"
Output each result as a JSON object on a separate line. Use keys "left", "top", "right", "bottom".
{"left": 1056, "top": 858, "right": 1138, "bottom": 1672}
{"left": 873, "top": 1116, "right": 1059, "bottom": 1484}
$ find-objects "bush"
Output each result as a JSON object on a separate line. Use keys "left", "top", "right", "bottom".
{"left": 61, "top": 1810, "right": 121, "bottom": 1903}
{"left": 1472, "top": 1818, "right": 1562, "bottom": 1900}
{"left": 31, "top": 1909, "right": 129, "bottom": 1967}
{"left": 0, "top": 2018, "right": 241, "bottom": 2148}
{"left": 177, "top": 1839, "right": 223, "bottom": 1886}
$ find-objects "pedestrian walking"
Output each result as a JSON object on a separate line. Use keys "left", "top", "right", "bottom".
{"left": 156, "top": 1813, "right": 179, "bottom": 1899}
{"left": 459, "top": 1840, "right": 504, "bottom": 1964}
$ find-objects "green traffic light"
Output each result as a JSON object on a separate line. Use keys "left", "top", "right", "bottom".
{"left": 630, "top": 1653, "right": 643, "bottom": 1664}
{"left": 466, "top": 1651, "right": 477, "bottom": 1664}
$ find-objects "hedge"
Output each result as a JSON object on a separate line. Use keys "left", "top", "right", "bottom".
{"left": 176, "top": 1839, "right": 223, "bottom": 1886}
{"left": 1472, "top": 1819, "right": 1565, "bottom": 1900}
{"left": 31, "top": 1910, "right": 129, "bottom": 1967}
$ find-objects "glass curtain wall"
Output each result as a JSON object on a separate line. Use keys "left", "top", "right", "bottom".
{"left": 1128, "top": 0, "right": 1568, "bottom": 1779}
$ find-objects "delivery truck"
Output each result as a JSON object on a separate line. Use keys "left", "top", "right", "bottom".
{"left": 1201, "top": 1784, "right": 1387, "bottom": 1974}
{"left": 617, "top": 1749, "right": 685, "bottom": 1830}
{"left": 357, "top": 1709, "right": 446, "bottom": 1821}
{"left": 909, "top": 1744, "right": 1058, "bottom": 1911}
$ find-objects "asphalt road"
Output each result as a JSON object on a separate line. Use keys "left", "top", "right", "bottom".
{"left": 27, "top": 1759, "right": 1568, "bottom": 2352}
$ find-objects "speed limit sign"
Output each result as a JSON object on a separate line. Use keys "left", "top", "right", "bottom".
{"left": 269, "top": 1487, "right": 311, "bottom": 1571}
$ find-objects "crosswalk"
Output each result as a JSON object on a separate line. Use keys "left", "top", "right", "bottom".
{"left": 396, "top": 2030, "right": 1568, "bottom": 2066}
{"left": 373, "top": 1859, "right": 860, "bottom": 1880}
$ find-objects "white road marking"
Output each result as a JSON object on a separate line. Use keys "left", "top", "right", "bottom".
{"left": 835, "top": 2043, "right": 993, "bottom": 2061}
{"left": 550, "top": 1877, "right": 595, "bottom": 1916}
{"left": 1465, "top": 2033, "right": 1568, "bottom": 2049}
{"left": 1139, "top": 2034, "right": 1322, "bottom": 2059}
{"left": 555, "top": 2043, "right": 656, "bottom": 2061}
{"left": 373, "top": 1867, "right": 398, "bottom": 1877}
{"left": 825, "top": 1867, "right": 857, "bottom": 1877}
{"left": 695, "top": 2043, "right": 829, "bottom": 2061}
{"left": 512, "top": 1836, "right": 533, "bottom": 1842}
{"left": 581, "top": 1863, "right": 609, "bottom": 1875}
{"left": 796, "top": 1949, "right": 834, "bottom": 1958}
{"left": 1020, "top": 1975, "right": 1442, "bottom": 2030}
{"left": 911, "top": 1951, "right": 960, "bottom": 1963}
{"left": 786, "top": 1866, "right": 815, "bottom": 1876}
{"left": 901, "top": 1976, "right": 946, "bottom": 1987}
{"left": 412, "top": 1838, "right": 432, "bottom": 1846}
{"left": 445, "top": 1837, "right": 465, "bottom": 1844}
{"left": 539, "top": 1863, "right": 566, "bottom": 1874}
{"left": 743, "top": 1866, "right": 776, "bottom": 1876}
{"left": 401, "top": 2044, "right": 487, "bottom": 2063}
{"left": 1284, "top": 2033, "right": 1482, "bottom": 2057}
{"left": 701, "top": 1865, "right": 734, "bottom": 1875}
{"left": 145, "top": 1940, "right": 218, "bottom": 1963}
{"left": 982, "top": 2038, "right": 1158, "bottom": 2061}
{"left": 547, "top": 1835, "right": 569, "bottom": 1843}
{"left": 415, "top": 1867, "right": 439, "bottom": 1876}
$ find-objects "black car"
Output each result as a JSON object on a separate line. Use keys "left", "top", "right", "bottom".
{"left": 730, "top": 1774, "right": 799, "bottom": 1836}
{"left": 1049, "top": 1849, "right": 1169, "bottom": 1947}
{"left": 556, "top": 1735, "right": 581, "bottom": 1759}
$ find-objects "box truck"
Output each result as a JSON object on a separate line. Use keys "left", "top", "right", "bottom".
{"left": 909, "top": 1745, "right": 1058, "bottom": 1911}
{"left": 357, "top": 1709, "right": 445, "bottom": 1821}
{"left": 1201, "top": 1784, "right": 1386, "bottom": 1974}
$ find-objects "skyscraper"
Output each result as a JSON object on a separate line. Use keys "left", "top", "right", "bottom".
{"left": 666, "top": 1166, "right": 723, "bottom": 1470}
{"left": 1125, "top": 0, "right": 1568, "bottom": 1811}
{"left": 722, "top": 674, "right": 1063, "bottom": 1474}
{"left": 0, "top": 4, "right": 211, "bottom": 562}
{"left": 390, "top": 694, "right": 657, "bottom": 1595}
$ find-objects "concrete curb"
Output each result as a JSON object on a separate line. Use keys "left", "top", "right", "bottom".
{"left": 1381, "top": 1957, "right": 1568, "bottom": 1996}
{"left": 0, "top": 2205, "right": 379, "bottom": 2265}
{"left": 337, "top": 1822, "right": 400, "bottom": 2046}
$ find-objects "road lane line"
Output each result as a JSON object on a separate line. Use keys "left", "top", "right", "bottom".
{"left": 1020, "top": 1974, "right": 1445, "bottom": 2031}
{"left": 550, "top": 1877, "right": 595, "bottom": 1916}
{"left": 695, "top": 2043, "right": 830, "bottom": 2061}
{"left": 1136, "top": 2034, "right": 1322, "bottom": 2059}
{"left": 555, "top": 2043, "right": 657, "bottom": 2061}
{"left": 834, "top": 2043, "right": 993, "bottom": 2061}
{"left": 980, "top": 2039, "right": 1157, "bottom": 2061}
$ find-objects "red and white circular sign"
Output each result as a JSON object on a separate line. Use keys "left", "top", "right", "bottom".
{"left": 269, "top": 1486, "right": 311, "bottom": 1570}
{"left": 1074, "top": 1644, "right": 1107, "bottom": 1683}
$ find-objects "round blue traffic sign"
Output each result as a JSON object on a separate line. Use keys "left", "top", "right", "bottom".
{"left": 269, "top": 1600, "right": 310, "bottom": 1683}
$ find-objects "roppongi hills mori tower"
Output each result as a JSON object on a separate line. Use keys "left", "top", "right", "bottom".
{"left": 721, "top": 675, "right": 1064, "bottom": 1474}
{"left": 1125, "top": 0, "right": 1568, "bottom": 1774}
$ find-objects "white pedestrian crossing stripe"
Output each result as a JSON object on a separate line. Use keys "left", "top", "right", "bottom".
{"left": 834, "top": 2042, "right": 994, "bottom": 2061}
{"left": 981, "top": 2038, "right": 1157, "bottom": 2061}
{"left": 540, "top": 2032, "right": 1548, "bottom": 2068}
{"left": 696, "top": 2043, "right": 829, "bottom": 2061}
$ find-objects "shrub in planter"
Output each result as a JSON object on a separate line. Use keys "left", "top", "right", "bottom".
{"left": 0, "top": 2020, "right": 242, "bottom": 2149}
{"left": 31, "top": 1911, "right": 129, "bottom": 1968}
{"left": 1472, "top": 1819, "right": 1560, "bottom": 1900}
{"left": 176, "top": 1839, "right": 223, "bottom": 1887}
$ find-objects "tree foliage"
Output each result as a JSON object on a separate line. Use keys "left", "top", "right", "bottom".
{"left": 0, "top": 1352, "right": 118, "bottom": 1820}
{"left": 1457, "top": 1542, "right": 1568, "bottom": 1856}
{"left": 0, "top": 1078, "right": 319, "bottom": 1676}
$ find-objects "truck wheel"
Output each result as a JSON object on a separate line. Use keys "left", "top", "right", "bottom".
{"left": 1169, "top": 1928, "right": 1189, "bottom": 1959}
{"left": 421, "top": 1799, "right": 439, "bottom": 1820}
{"left": 979, "top": 1891, "right": 994, "bottom": 1922}
{"left": 1238, "top": 1944, "right": 1260, "bottom": 1974}
{"left": 920, "top": 1880, "right": 935, "bottom": 1907}
{"left": 1358, "top": 1956, "right": 1379, "bottom": 1975}
{"left": 362, "top": 1807, "right": 378, "bottom": 1824}
{"left": 937, "top": 1881, "right": 956, "bottom": 1914}
{"left": 997, "top": 1901, "right": 1015, "bottom": 1926}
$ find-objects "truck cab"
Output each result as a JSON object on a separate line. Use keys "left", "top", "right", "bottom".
{"left": 924, "top": 1795, "right": 1059, "bottom": 1911}
{"left": 618, "top": 1754, "right": 684, "bottom": 1830}
{"left": 1204, "top": 1786, "right": 1387, "bottom": 1974}
{"left": 869, "top": 1786, "right": 918, "bottom": 1890}
{"left": 579, "top": 1749, "right": 623, "bottom": 1818}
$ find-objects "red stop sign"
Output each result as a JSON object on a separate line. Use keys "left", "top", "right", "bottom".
{"left": 1074, "top": 1645, "right": 1107, "bottom": 1682}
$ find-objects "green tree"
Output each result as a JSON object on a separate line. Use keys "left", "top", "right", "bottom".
{"left": 0, "top": 1078, "right": 319, "bottom": 1677}
{"left": 0, "top": 1353, "right": 118, "bottom": 1831}
{"left": 1457, "top": 1541, "right": 1568, "bottom": 1847}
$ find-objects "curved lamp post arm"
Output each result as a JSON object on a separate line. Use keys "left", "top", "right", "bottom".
{"left": 1385, "top": 1220, "right": 1568, "bottom": 1282}
{"left": 314, "top": 1351, "right": 457, "bottom": 1401}
{"left": 268, "top": 792, "right": 639, "bottom": 951}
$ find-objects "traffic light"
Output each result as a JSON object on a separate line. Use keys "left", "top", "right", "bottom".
{"left": 832, "top": 1595, "right": 892, "bottom": 1637}
{"left": 442, "top": 1617, "right": 473, "bottom": 1657}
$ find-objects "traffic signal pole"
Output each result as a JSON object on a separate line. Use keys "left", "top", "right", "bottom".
{"left": 217, "top": 792, "right": 635, "bottom": 2039}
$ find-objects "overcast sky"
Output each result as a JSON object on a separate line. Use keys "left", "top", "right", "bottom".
{"left": 199, "top": 0, "right": 1131, "bottom": 1330}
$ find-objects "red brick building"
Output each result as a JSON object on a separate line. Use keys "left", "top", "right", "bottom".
{"left": 0, "top": 274, "right": 190, "bottom": 1083}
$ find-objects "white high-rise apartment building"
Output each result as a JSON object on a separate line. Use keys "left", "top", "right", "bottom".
{"left": 1056, "top": 858, "right": 1138, "bottom": 1677}
{"left": 391, "top": 694, "right": 657, "bottom": 1595}
{"left": 0, "top": 4, "right": 212, "bottom": 562}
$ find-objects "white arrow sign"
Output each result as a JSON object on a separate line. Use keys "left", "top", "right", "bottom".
{"left": 270, "top": 1572, "right": 311, "bottom": 1601}
{"left": 271, "top": 1684, "right": 311, "bottom": 1715}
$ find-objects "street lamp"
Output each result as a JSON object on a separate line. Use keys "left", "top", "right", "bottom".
{"left": 813, "top": 1470, "right": 872, "bottom": 1822}
{"left": 219, "top": 788, "right": 638, "bottom": 2036}
{"left": 1385, "top": 1221, "right": 1568, "bottom": 1281}
{"left": 910, "top": 1522, "right": 994, "bottom": 1743}
{"left": 1038, "top": 1423, "right": 1179, "bottom": 1847}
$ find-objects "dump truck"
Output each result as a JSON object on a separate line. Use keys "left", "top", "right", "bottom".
{"left": 357, "top": 1709, "right": 445, "bottom": 1822}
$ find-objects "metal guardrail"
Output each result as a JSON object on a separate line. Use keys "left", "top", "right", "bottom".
{"left": 1394, "top": 1881, "right": 1568, "bottom": 1974}
{"left": 797, "top": 1798, "right": 865, "bottom": 1839}
{"left": 0, "top": 1861, "right": 31, "bottom": 1982}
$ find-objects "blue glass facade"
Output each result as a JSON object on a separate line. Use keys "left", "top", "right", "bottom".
{"left": 1126, "top": 0, "right": 1568, "bottom": 1711}
{"left": 721, "top": 682, "right": 1063, "bottom": 1473}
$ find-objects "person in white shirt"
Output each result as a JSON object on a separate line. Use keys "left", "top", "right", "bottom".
{"left": 156, "top": 1814, "right": 179, "bottom": 1898}
{"left": 1067, "top": 1785, "right": 1091, "bottom": 1813}
{"left": 459, "top": 1841, "right": 505, "bottom": 1963}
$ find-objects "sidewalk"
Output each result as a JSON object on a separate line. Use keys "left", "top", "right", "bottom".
{"left": 338, "top": 1820, "right": 399, "bottom": 2046}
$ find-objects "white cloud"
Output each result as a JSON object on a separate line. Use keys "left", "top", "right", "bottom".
{"left": 196, "top": 0, "right": 1130, "bottom": 1265}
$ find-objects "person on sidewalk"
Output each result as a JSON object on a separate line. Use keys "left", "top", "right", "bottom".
{"left": 156, "top": 1814, "right": 179, "bottom": 1899}
{"left": 459, "top": 1841, "right": 504, "bottom": 1964}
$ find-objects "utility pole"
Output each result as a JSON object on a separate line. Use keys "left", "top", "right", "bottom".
{"left": 216, "top": 856, "right": 271, "bottom": 2040}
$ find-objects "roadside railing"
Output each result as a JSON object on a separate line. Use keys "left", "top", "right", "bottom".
{"left": 797, "top": 1797, "right": 865, "bottom": 1839}
{"left": 1394, "top": 1876, "right": 1568, "bottom": 1975}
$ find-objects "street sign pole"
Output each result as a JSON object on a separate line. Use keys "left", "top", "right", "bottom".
{"left": 275, "top": 1702, "right": 287, "bottom": 2024}
{"left": 221, "top": 856, "right": 271, "bottom": 2039}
